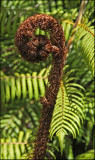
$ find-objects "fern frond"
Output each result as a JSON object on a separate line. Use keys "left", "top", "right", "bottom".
{"left": 62, "top": 22, "right": 73, "bottom": 41}
{"left": 75, "top": 149, "right": 94, "bottom": 160}
{"left": 1, "top": 101, "right": 41, "bottom": 137}
{"left": 75, "top": 25, "right": 94, "bottom": 76}
{"left": 1, "top": 129, "right": 58, "bottom": 159}
{"left": 0, "top": 130, "right": 32, "bottom": 159}
{"left": 0, "top": 68, "right": 48, "bottom": 104}
{"left": 1, "top": 0, "right": 65, "bottom": 38}
{"left": 50, "top": 68, "right": 85, "bottom": 154}
{"left": 0, "top": 7, "right": 37, "bottom": 38}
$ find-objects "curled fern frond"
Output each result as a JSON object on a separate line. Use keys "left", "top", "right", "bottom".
{"left": 15, "top": 13, "right": 67, "bottom": 160}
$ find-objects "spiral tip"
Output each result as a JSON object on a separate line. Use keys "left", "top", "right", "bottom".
{"left": 15, "top": 14, "right": 53, "bottom": 63}
{"left": 15, "top": 14, "right": 66, "bottom": 63}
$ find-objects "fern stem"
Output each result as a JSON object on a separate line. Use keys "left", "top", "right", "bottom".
{"left": 67, "top": 0, "right": 87, "bottom": 49}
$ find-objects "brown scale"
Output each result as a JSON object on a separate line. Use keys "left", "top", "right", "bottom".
{"left": 15, "top": 14, "right": 67, "bottom": 160}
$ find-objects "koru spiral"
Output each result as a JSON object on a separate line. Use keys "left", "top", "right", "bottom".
{"left": 15, "top": 14, "right": 67, "bottom": 160}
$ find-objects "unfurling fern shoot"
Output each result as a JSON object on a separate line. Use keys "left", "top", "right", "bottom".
{"left": 15, "top": 14, "right": 67, "bottom": 160}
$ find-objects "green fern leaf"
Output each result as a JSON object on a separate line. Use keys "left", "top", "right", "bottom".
{"left": 0, "top": 68, "right": 48, "bottom": 103}
{"left": 0, "top": 130, "right": 31, "bottom": 159}
{"left": 50, "top": 68, "right": 85, "bottom": 155}
{"left": 75, "top": 149, "right": 94, "bottom": 160}
{"left": 75, "top": 25, "right": 94, "bottom": 76}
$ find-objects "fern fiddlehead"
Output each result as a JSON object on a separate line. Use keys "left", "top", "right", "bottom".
{"left": 15, "top": 14, "right": 67, "bottom": 159}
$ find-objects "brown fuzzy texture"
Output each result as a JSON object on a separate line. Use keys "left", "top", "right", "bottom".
{"left": 15, "top": 14, "right": 67, "bottom": 160}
